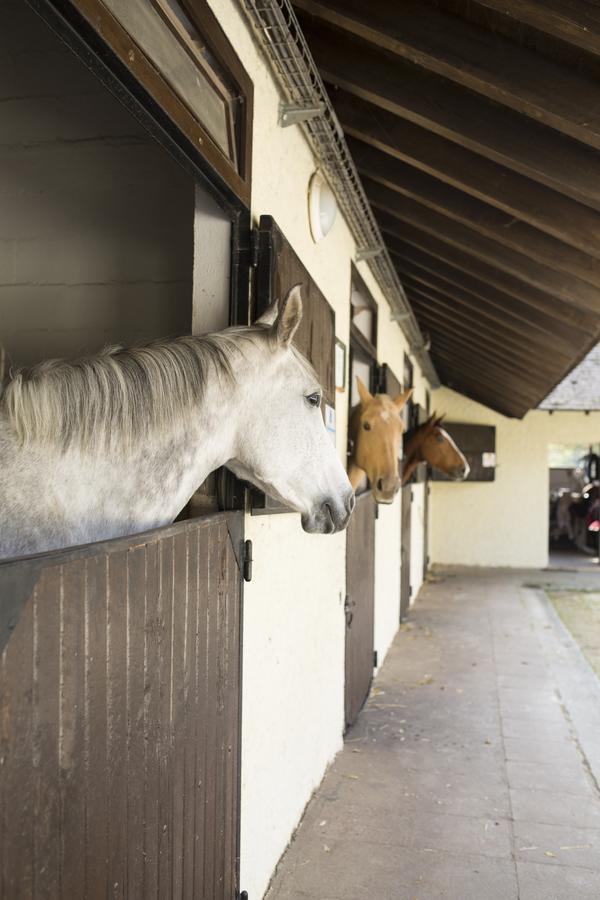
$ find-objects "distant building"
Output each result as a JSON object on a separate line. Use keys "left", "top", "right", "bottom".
{"left": 539, "top": 344, "right": 600, "bottom": 411}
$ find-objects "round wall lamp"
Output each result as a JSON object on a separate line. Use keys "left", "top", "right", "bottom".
{"left": 308, "top": 171, "right": 337, "bottom": 242}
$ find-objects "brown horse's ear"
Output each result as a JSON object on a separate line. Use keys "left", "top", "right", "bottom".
{"left": 393, "top": 387, "right": 413, "bottom": 411}
{"left": 273, "top": 284, "right": 303, "bottom": 347}
{"left": 356, "top": 377, "right": 373, "bottom": 407}
{"left": 434, "top": 413, "right": 446, "bottom": 427}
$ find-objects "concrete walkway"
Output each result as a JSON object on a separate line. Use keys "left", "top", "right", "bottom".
{"left": 267, "top": 567, "right": 600, "bottom": 900}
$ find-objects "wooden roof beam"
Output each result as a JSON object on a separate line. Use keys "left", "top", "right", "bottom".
{"left": 470, "top": 0, "right": 600, "bottom": 56}
{"left": 296, "top": 0, "right": 600, "bottom": 149}
{"left": 404, "top": 284, "right": 570, "bottom": 373}
{"left": 366, "top": 177, "right": 600, "bottom": 313}
{"left": 433, "top": 367, "right": 529, "bottom": 418}
{"left": 376, "top": 211, "right": 595, "bottom": 336}
{"left": 297, "top": 14, "right": 600, "bottom": 209}
{"left": 392, "top": 255, "right": 576, "bottom": 361}
{"left": 411, "top": 311, "right": 564, "bottom": 395}
{"left": 429, "top": 347, "right": 541, "bottom": 408}
{"left": 333, "top": 91, "right": 600, "bottom": 259}
{"left": 349, "top": 138, "right": 600, "bottom": 286}
{"left": 389, "top": 253, "right": 586, "bottom": 363}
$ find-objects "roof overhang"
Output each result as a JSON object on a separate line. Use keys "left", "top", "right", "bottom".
{"left": 294, "top": 0, "right": 600, "bottom": 417}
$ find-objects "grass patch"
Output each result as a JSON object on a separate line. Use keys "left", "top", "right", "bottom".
{"left": 548, "top": 591, "right": 600, "bottom": 679}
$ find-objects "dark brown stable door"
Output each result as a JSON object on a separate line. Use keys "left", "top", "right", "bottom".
{"left": 400, "top": 484, "right": 412, "bottom": 621}
{"left": 0, "top": 512, "right": 244, "bottom": 900}
{"left": 345, "top": 491, "right": 376, "bottom": 729}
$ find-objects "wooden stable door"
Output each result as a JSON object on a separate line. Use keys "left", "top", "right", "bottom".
{"left": 0, "top": 512, "right": 244, "bottom": 900}
{"left": 345, "top": 491, "right": 377, "bottom": 729}
{"left": 400, "top": 484, "right": 412, "bottom": 622}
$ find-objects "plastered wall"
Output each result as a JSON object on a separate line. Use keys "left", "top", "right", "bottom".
{"left": 430, "top": 387, "right": 600, "bottom": 569}
{"left": 205, "top": 2, "right": 431, "bottom": 896}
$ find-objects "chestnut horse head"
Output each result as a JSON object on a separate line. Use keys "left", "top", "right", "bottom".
{"left": 348, "top": 378, "right": 413, "bottom": 503}
{"left": 402, "top": 414, "right": 469, "bottom": 485}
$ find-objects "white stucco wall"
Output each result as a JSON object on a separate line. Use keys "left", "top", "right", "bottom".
{"left": 430, "top": 387, "right": 600, "bottom": 569}
{"left": 204, "top": 3, "right": 431, "bottom": 896}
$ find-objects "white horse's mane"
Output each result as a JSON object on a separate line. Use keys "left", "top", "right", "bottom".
{"left": 0, "top": 325, "right": 318, "bottom": 452}
{"left": 0, "top": 327, "right": 257, "bottom": 451}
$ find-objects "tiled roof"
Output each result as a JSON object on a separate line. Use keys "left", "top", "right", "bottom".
{"left": 539, "top": 344, "right": 600, "bottom": 410}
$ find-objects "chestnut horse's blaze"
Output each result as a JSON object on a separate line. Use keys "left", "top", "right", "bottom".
{"left": 402, "top": 414, "right": 470, "bottom": 485}
{"left": 348, "top": 377, "right": 413, "bottom": 503}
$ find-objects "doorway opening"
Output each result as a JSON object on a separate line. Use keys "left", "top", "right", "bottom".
{"left": 548, "top": 443, "right": 600, "bottom": 569}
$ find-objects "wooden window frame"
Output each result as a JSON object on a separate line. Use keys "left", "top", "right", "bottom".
{"left": 350, "top": 263, "right": 378, "bottom": 361}
{"left": 36, "top": 0, "right": 253, "bottom": 206}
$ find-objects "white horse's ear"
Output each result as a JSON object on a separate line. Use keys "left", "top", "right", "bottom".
{"left": 356, "top": 377, "right": 373, "bottom": 407}
{"left": 394, "top": 387, "right": 413, "bottom": 410}
{"left": 274, "top": 284, "right": 303, "bottom": 347}
{"left": 255, "top": 300, "right": 279, "bottom": 327}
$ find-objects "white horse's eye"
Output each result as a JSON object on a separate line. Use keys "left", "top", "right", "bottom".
{"left": 306, "top": 392, "right": 321, "bottom": 408}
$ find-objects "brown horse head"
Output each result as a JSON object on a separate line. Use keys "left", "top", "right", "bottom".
{"left": 348, "top": 377, "right": 413, "bottom": 503}
{"left": 402, "top": 414, "right": 470, "bottom": 485}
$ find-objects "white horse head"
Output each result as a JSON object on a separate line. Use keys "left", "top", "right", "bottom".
{"left": 227, "top": 285, "right": 355, "bottom": 533}
{"left": 0, "top": 285, "right": 354, "bottom": 557}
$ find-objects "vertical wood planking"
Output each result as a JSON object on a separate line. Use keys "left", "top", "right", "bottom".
{"left": 193, "top": 522, "right": 210, "bottom": 899}
{"left": 345, "top": 493, "right": 376, "bottom": 728}
{"left": 107, "top": 551, "right": 128, "bottom": 899}
{"left": 126, "top": 545, "right": 147, "bottom": 894}
{"left": 0, "top": 512, "right": 243, "bottom": 898}
{"left": 33, "top": 569, "right": 61, "bottom": 898}
{"left": 204, "top": 527, "right": 219, "bottom": 897}
{"left": 215, "top": 527, "right": 228, "bottom": 898}
{"left": 59, "top": 560, "right": 87, "bottom": 898}
{"left": 157, "top": 536, "right": 174, "bottom": 898}
{"left": 171, "top": 531, "right": 188, "bottom": 898}
{"left": 182, "top": 527, "right": 199, "bottom": 899}
{"left": 400, "top": 485, "right": 412, "bottom": 621}
{"left": 1, "top": 581, "right": 35, "bottom": 899}
{"left": 84, "top": 555, "right": 109, "bottom": 898}
{"left": 143, "top": 541, "right": 160, "bottom": 896}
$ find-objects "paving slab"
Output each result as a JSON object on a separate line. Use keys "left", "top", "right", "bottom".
{"left": 266, "top": 567, "right": 600, "bottom": 900}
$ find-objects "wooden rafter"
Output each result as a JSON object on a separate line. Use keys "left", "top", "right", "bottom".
{"left": 294, "top": 0, "right": 600, "bottom": 416}
{"left": 349, "top": 137, "right": 600, "bottom": 284}
{"left": 296, "top": 0, "right": 600, "bottom": 148}
{"left": 366, "top": 178, "right": 600, "bottom": 312}
{"left": 297, "top": 13, "right": 600, "bottom": 209}
{"left": 470, "top": 0, "right": 600, "bottom": 56}
{"left": 333, "top": 91, "right": 600, "bottom": 259}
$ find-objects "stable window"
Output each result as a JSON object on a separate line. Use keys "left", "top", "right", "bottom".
{"left": 348, "top": 268, "right": 379, "bottom": 492}
{"left": 3, "top": 0, "right": 250, "bottom": 514}
{"left": 252, "top": 215, "right": 336, "bottom": 513}
{"left": 430, "top": 424, "right": 497, "bottom": 482}
{"left": 66, "top": 0, "right": 253, "bottom": 203}
{"left": 350, "top": 264, "right": 378, "bottom": 373}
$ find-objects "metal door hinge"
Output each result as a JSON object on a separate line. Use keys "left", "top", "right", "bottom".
{"left": 373, "top": 650, "right": 378, "bottom": 669}
{"left": 243, "top": 540, "right": 253, "bottom": 582}
{"left": 409, "top": 585, "right": 413, "bottom": 598}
